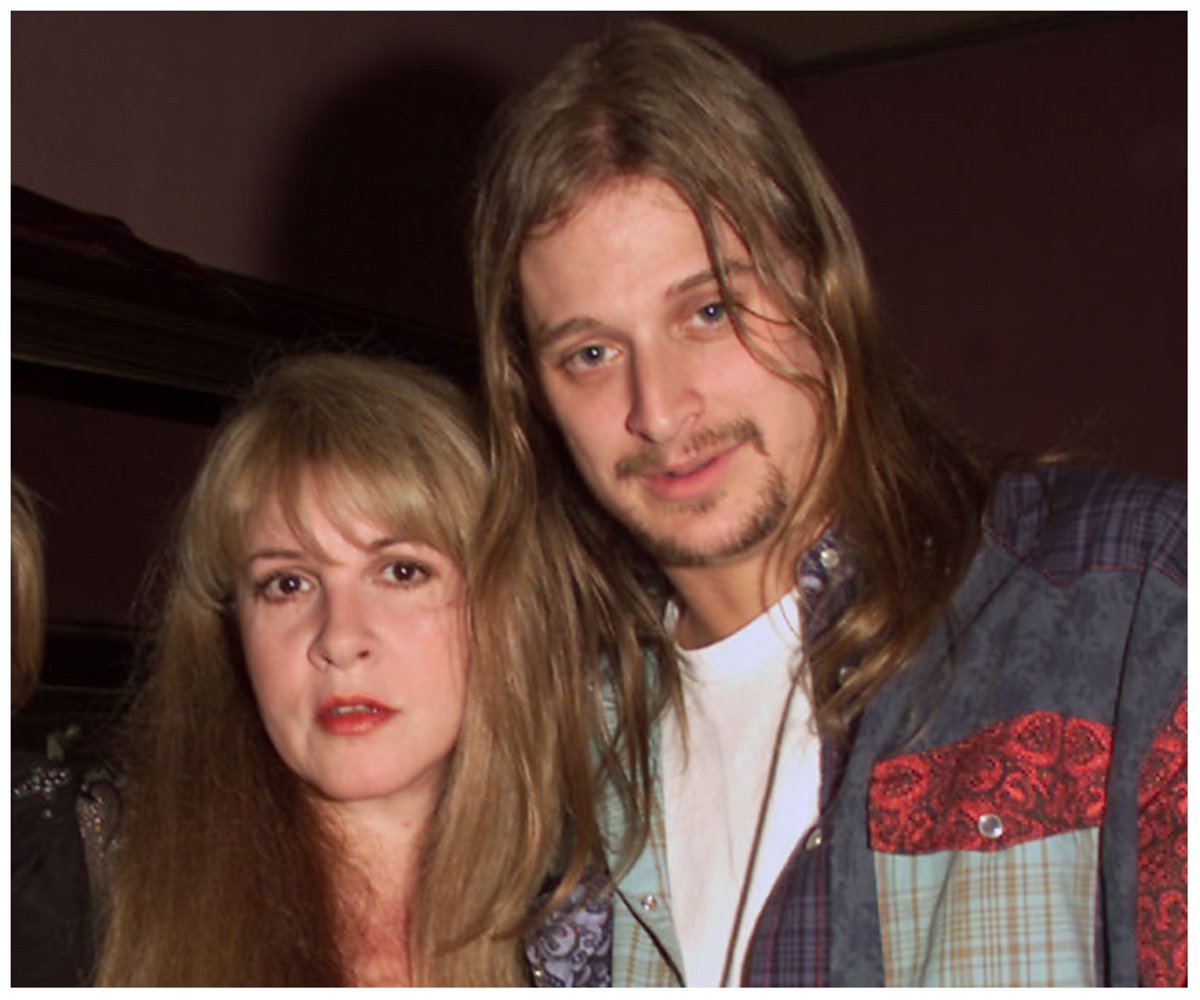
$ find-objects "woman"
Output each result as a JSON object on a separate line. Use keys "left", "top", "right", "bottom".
{"left": 12, "top": 477, "right": 114, "bottom": 986}
{"left": 93, "top": 353, "right": 601, "bottom": 986}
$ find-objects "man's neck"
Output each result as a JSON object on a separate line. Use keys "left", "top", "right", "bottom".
{"left": 668, "top": 552, "right": 796, "bottom": 651}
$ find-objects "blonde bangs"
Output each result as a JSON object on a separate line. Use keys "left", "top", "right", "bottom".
{"left": 270, "top": 457, "right": 478, "bottom": 570}
{"left": 180, "top": 354, "right": 486, "bottom": 604}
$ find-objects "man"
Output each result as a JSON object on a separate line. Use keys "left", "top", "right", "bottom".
{"left": 471, "top": 20, "right": 1185, "bottom": 987}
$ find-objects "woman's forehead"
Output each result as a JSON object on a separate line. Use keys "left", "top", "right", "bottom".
{"left": 239, "top": 466, "right": 446, "bottom": 555}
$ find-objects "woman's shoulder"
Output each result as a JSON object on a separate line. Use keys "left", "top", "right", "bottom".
{"left": 12, "top": 751, "right": 121, "bottom": 986}
{"left": 76, "top": 760, "right": 122, "bottom": 895}
{"left": 524, "top": 866, "right": 613, "bottom": 987}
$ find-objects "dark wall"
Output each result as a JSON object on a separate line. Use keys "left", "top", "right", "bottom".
{"left": 785, "top": 14, "right": 1184, "bottom": 478}
{"left": 12, "top": 395, "right": 211, "bottom": 629}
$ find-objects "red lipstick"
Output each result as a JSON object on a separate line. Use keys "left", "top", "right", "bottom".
{"left": 317, "top": 697, "right": 396, "bottom": 736}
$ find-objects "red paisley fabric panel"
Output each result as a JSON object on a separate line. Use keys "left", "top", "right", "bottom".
{"left": 1136, "top": 693, "right": 1187, "bottom": 987}
{"left": 869, "top": 712, "right": 1111, "bottom": 854}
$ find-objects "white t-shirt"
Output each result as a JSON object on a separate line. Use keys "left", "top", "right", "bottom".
{"left": 660, "top": 592, "right": 821, "bottom": 986}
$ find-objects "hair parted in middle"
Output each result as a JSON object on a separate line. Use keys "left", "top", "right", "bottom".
{"left": 96, "top": 352, "right": 562, "bottom": 986}
{"left": 471, "top": 18, "right": 990, "bottom": 872}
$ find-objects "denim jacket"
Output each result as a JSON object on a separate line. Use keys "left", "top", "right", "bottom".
{"left": 593, "top": 468, "right": 1187, "bottom": 987}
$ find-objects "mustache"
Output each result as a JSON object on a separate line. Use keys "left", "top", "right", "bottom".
{"left": 615, "top": 419, "right": 764, "bottom": 479}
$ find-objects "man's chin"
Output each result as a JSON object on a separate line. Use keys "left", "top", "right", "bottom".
{"left": 622, "top": 469, "right": 790, "bottom": 570}
{"left": 630, "top": 521, "right": 777, "bottom": 571}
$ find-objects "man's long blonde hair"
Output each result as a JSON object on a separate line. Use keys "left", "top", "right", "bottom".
{"left": 96, "top": 353, "right": 559, "bottom": 985}
{"left": 471, "top": 20, "right": 991, "bottom": 873}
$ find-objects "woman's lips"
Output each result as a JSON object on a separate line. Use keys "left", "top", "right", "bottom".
{"left": 316, "top": 698, "right": 396, "bottom": 736}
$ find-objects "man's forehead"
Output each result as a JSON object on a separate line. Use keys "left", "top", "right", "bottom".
{"left": 517, "top": 180, "right": 753, "bottom": 279}
{"left": 522, "top": 173, "right": 695, "bottom": 244}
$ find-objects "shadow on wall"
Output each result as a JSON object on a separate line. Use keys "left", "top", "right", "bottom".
{"left": 267, "top": 52, "right": 508, "bottom": 350}
{"left": 782, "top": 14, "right": 1185, "bottom": 480}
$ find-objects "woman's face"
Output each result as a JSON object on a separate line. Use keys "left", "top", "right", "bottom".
{"left": 234, "top": 478, "right": 468, "bottom": 821}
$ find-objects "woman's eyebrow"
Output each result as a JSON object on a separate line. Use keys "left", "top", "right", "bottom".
{"left": 245, "top": 547, "right": 304, "bottom": 563}
{"left": 243, "top": 536, "right": 407, "bottom": 567}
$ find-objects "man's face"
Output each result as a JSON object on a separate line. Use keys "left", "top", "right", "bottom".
{"left": 518, "top": 175, "right": 823, "bottom": 578}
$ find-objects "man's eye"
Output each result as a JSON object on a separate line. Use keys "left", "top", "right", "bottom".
{"left": 558, "top": 341, "right": 627, "bottom": 375}
{"left": 696, "top": 301, "right": 727, "bottom": 325}
{"left": 382, "top": 561, "right": 431, "bottom": 587}
{"left": 567, "top": 343, "right": 611, "bottom": 369}
{"left": 256, "top": 573, "right": 312, "bottom": 602}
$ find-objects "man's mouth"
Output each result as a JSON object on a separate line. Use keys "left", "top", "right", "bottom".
{"left": 636, "top": 445, "right": 747, "bottom": 506}
{"left": 659, "top": 454, "right": 721, "bottom": 479}
{"left": 616, "top": 419, "right": 763, "bottom": 481}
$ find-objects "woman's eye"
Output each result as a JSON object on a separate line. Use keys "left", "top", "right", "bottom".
{"left": 382, "top": 561, "right": 431, "bottom": 587}
{"left": 256, "top": 572, "right": 312, "bottom": 602}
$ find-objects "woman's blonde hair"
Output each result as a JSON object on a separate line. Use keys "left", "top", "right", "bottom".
{"left": 12, "top": 478, "right": 46, "bottom": 710}
{"left": 471, "top": 20, "right": 991, "bottom": 873}
{"left": 97, "top": 353, "right": 556, "bottom": 985}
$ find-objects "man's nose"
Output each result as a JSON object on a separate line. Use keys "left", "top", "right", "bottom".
{"left": 625, "top": 346, "right": 702, "bottom": 443}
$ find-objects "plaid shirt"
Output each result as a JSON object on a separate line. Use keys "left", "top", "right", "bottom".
{"left": 601, "top": 467, "right": 1186, "bottom": 987}
{"left": 604, "top": 530, "right": 850, "bottom": 987}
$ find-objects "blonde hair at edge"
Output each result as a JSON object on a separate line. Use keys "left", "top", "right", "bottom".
{"left": 96, "top": 354, "right": 559, "bottom": 986}
{"left": 12, "top": 478, "right": 47, "bottom": 711}
{"left": 472, "top": 20, "right": 990, "bottom": 875}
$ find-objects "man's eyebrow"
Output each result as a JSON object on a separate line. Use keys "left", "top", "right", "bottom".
{"left": 668, "top": 259, "right": 753, "bottom": 296}
{"left": 529, "top": 259, "right": 754, "bottom": 351}
{"left": 529, "top": 316, "right": 602, "bottom": 353}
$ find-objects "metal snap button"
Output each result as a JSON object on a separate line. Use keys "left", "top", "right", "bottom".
{"left": 640, "top": 894, "right": 658, "bottom": 912}
{"left": 977, "top": 813, "right": 1004, "bottom": 840}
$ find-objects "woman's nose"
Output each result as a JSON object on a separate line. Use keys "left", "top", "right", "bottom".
{"left": 307, "top": 587, "right": 373, "bottom": 670}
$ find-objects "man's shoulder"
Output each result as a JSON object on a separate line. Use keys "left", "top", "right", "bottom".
{"left": 983, "top": 465, "right": 1185, "bottom": 588}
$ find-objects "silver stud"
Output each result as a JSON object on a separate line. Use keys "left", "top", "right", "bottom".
{"left": 640, "top": 894, "right": 658, "bottom": 912}
{"left": 977, "top": 813, "right": 1004, "bottom": 840}
{"left": 819, "top": 547, "right": 840, "bottom": 571}
{"left": 804, "top": 827, "right": 823, "bottom": 850}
